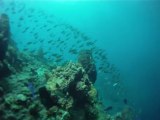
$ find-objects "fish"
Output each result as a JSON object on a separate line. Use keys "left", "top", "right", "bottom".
{"left": 47, "top": 40, "right": 52, "bottom": 43}
{"left": 86, "top": 41, "right": 94, "bottom": 46}
{"left": 34, "top": 33, "right": 38, "bottom": 36}
{"left": 53, "top": 25, "right": 58, "bottom": 28}
{"left": 19, "top": 16, "right": 24, "bottom": 21}
{"left": 34, "top": 36, "right": 38, "bottom": 39}
{"left": 34, "top": 20, "right": 38, "bottom": 23}
{"left": 17, "top": 24, "right": 21, "bottom": 28}
{"left": 22, "top": 27, "right": 29, "bottom": 33}
{"left": 98, "top": 66, "right": 103, "bottom": 70}
{"left": 61, "top": 30, "right": 66, "bottom": 34}
{"left": 113, "top": 83, "right": 118, "bottom": 87}
{"left": 18, "top": 4, "right": 25, "bottom": 13}
{"left": 4, "top": 8, "right": 9, "bottom": 12}
{"left": 52, "top": 53, "right": 58, "bottom": 57}
{"left": 43, "top": 24, "right": 47, "bottom": 28}
{"left": 79, "top": 44, "right": 84, "bottom": 48}
{"left": 23, "top": 48, "right": 29, "bottom": 51}
{"left": 69, "top": 48, "right": 78, "bottom": 54}
{"left": 11, "top": 11, "right": 16, "bottom": 15}
{"left": 65, "top": 33, "right": 70, "bottom": 37}
{"left": 47, "top": 57, "right": 52, "bottom": 60}
{"left": 2, "top": 1, "right": 110, "bottom": 76}
{"left": 59, "top": 40, "right": 65, "bottom": 44}
{"left": 43, "top": 52, "right": 48, "bottom": 55}
{"left": 60, "top": 48, "right": 64, "bottom": 52}
{"left": 39, "top": 39, "right": 44, "bottom": 43}
{"left": 26, "top": 41, "right": 33, "bottom": 45}
{"left": 104, "top": 106, "right": 113, "bottom": 112}
{"left": 28, "top": 82, "right": 36, "bottom": 100}
{"left": 123, "top": 98, "right": 128, "bottom": 105}
{"left": 46, "top": 28, "right": 51, "bottom": 32}
{"left": 55, "top": 58, "right": 63, "bottom": 63}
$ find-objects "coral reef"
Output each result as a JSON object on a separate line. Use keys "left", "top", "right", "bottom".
{"left": 39, "top": 62, "right": 99, "bottom": 120}
{"left": 0, "top": 14, "right": 134, "bottom": 120}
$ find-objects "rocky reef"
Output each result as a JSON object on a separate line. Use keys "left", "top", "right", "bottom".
{"left": 0, "top": 14, "right": 134, "bottom": 120}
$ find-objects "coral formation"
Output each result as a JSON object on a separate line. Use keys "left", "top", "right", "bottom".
{"left": 39, "top": 62, "right": 99, "bottom": 120}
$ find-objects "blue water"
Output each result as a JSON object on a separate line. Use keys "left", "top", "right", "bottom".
{"left": 1, "top": 0, "right": 160, "bottom": 120}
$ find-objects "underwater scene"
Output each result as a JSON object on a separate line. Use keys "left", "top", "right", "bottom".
{"left": 0, "top": 0, "right": 160, "bottom": 120}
